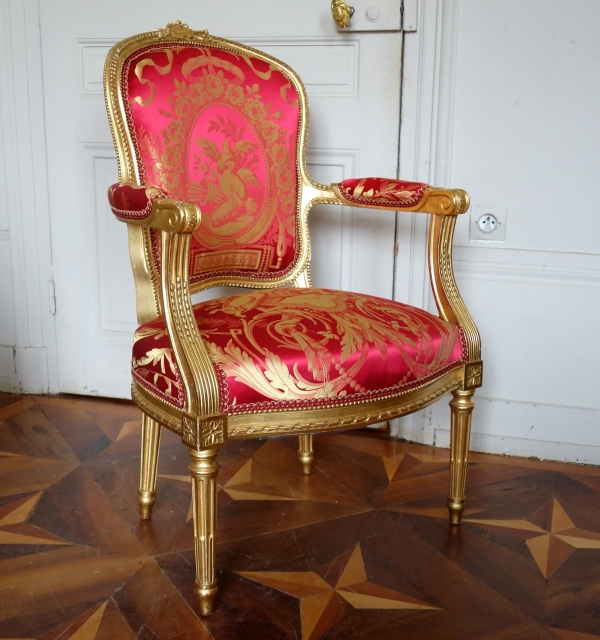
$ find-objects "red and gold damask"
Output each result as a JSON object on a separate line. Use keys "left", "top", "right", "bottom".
{"left": 339, "top": 177, "right": 428, "bottom": 208}
{"left": 132, "top": 288, "right": 466, "bottom": 412}
{"left": 121, "top": 43, "right": 301, "bottom": 284}
{"left": 108, "top": 183, "right": 166, "bottom": 220}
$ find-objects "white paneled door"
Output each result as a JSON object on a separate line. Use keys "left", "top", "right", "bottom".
{"left": 39, "top": 1, "right": 404, "bottom": 397}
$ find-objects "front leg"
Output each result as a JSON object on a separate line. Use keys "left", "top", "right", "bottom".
{"left": 447, "top": 389, "right": 475, "bottom": 524}
{"left": 189, "top": 447, "right": 220, "bottom": 615}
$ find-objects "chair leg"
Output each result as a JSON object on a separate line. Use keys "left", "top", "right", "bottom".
{"left": 447, "top": 389, "right": 475, "bottom": 525}
{"left": 298, "top": 434, "right": 314, "bottom": 475}
{"left": 138, "top": 413, "right": 161, "bottom": 520}
{"left": 189, "top": 447, "right": 220, "bottom": 616}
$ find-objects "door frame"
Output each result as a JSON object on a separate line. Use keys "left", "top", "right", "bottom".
{"left": 394, "top": 0, "right": 460, "bottom": 309}
{"left": 393, "top": 0, "right": 462, "bottom": 438}
{"left": 0, "top": 0, "right": 58, "bottom": 393}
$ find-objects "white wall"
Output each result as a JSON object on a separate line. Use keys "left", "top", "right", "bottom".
{"left": 393, "top": 0, "right": 600, "bottom": 464}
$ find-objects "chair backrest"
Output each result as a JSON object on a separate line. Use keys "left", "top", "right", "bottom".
{"left": 105, "top": 22, "right": 313, "bottom": 317}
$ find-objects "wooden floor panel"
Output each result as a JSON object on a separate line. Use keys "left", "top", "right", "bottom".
{"left": 1, "top": 392, "right": 599, "bottom": 639}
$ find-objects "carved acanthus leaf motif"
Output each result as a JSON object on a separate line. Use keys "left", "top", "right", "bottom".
{"left": 157, "top": 20, "right": 210, "bottom": 42}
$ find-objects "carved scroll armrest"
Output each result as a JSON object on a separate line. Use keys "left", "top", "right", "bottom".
{"left": 108, "top": 183, "right": 201, "bottom": 233}
{"left": 331, "top": 177, "right": 469, "bottom": 216}
{"left": 109, "top": 183, "right": 221, "bottom": 443}
{"left": 108, "top": 183, "right": 166, "bottom": 222}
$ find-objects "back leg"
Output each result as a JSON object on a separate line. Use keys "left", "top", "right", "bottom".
{"left": 298, "top": 434, "right": 314, "bottom": 475}
{"left": 139, "top": 413, "right": 161, "bottom": 519}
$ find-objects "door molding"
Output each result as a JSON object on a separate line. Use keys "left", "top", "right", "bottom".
{"left": 395, "top": 0, "right": 460, "bottom": 309}
{"left": 0, "top": 0, "right": 57, "bottom": 392}
{"left": 392, "top": 0, "right": 460, "bottom": 440}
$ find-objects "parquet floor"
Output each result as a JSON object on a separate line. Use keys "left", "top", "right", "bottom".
{"left": 1, "top": 393, "right": 600, "bottom": 639}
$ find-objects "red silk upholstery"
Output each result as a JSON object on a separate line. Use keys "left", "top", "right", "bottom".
{"left": 121, "top": 44, "right": 301, "bottom": 285}
{"left": 132, "top": 288, "right": 466, "bottom": 412}
{"left": 339, "top": 177, "right": 428, "bottom": 208}
{"left": 108, "top": 183, "right": 166, "bottom": 220}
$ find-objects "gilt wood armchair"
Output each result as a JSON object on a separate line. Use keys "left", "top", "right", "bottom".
{"left": 104, "top": 21, "right": 482, "bottom": 616}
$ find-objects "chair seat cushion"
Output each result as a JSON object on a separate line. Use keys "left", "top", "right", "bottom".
{"left": 132, "top": 288, "right": 466, "bottom": 413}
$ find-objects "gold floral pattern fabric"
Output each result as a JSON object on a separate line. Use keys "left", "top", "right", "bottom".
{"left": 339, "top": 177, "right": 428, "bottom": 208}
{"left": 122, "top": 44, "right": 301, "bottom": 285}
{"left": 132, "top": 288, "right": 466, "bottom": 412}
{"left": 132, "top": 324, "right": 184, "bottom": 408}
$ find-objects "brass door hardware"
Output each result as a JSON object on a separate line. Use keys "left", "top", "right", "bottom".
{"left": 331, "top": 0, "right": 355, "bottom": 28}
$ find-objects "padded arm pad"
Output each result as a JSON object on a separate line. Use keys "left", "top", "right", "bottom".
{"left": 337, "top": 177, "right": 429, "bottom": 208}
{"left": 108, "top": 183, "right": 167, "bottom": 221}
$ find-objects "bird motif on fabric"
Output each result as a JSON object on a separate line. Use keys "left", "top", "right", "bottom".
{"left": 193, "top": 137, "right": 262, "bottom": 228}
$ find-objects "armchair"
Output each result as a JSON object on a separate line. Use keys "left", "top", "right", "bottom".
{"left": 104, "top": 21, "right": 482, "bottom": 616}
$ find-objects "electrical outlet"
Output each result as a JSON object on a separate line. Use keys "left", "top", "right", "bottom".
{"left": 469, "top": 205, "right": 507, "bottom": 241}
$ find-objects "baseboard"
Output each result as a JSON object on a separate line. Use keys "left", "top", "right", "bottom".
{"left": 393, "top": 394, "right": 600, "bottom": 465}
{"left": 0, "top": 344, "right": 16, "bottom": 393}
{"left": 0, "top": 377, "right": 15, "bottom": 393}
{"left": 14, "top": 346, "right": 49, "bottom": 393}
{"left": 0, "top": 345, "right": 15, "bottom": 385}
{"left": 433, "top": 428, "right": 600, "bottom": 465}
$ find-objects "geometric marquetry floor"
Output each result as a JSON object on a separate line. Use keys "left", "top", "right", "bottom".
{"left": 1, "top": 392, "right": 600, "bottom": 639}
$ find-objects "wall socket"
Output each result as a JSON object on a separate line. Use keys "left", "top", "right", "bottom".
{"left": 469, "top": 205, "right": 508, "bottom": 241}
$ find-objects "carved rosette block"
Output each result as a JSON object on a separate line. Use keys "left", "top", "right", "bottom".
{"left": 464, "top": 360, "right": 483, "bottom": 390}
{"left": 298, "top": 434, "right": 314, "bottom": 475}
{"left": 138, "top": 414, "right": 161, "bottom": 519}
{"left": 182, "top": 414, "right": 226, "bottom": 451}
{"left": 448, "top": 389, "right": 475, "bottom": 525}
{"left": 189, "top": 448, "right": 220, "bottom": 615}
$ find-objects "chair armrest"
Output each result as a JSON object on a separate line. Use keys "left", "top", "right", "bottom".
{"left": 328, "top": 178, "right": 480, "bottom": 385}
{"left": 108, "top": 182, "right": 219, "bottom": 434}
{"left": 108, "top": 183, "right": 166, "bottom": 220}
{"left": 108, "top": 183, "right": 201, "bottom": 233}
{"left": 156, "top": 224, "right": 221, "bottom": 434}
{"left": 332, "top": 177, "right": 469, "bottom": 216}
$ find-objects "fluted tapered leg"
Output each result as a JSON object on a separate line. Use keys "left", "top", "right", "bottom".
{"left": 189, "top": 447, "right": 220, "bottom": 616}
{"left": 298, "top": 434, "right": 314, "bottom": 475}
{"left": 138, "top": 413, "right": 161, "bottom": 520}
{"left": 448, "top": 389, "right": 475, "bottom": 525}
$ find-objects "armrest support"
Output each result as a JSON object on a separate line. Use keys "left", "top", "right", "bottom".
{"left": 332, "top": 177, "right": 469, "bottom": 216}
{"left": 428, "top": 214, "right": 482, "bottom": 388}
{"left": 157, "top": 229, "right": 223, "bottom": 442}
{"left": 108, "top": 182, "right": 221, "bottom": 443}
